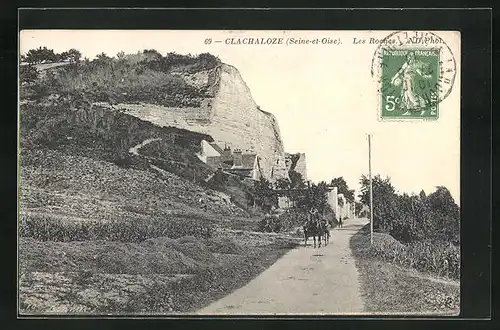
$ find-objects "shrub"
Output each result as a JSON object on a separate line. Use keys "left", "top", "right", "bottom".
{"left": 257, "top": 214, "right": 282, "bottom": 233}
{"left": 20, "top": 65, "right": 40, "bottom": 85}
{"left": 19, "top": 213, "right": 213, "bottom": 243}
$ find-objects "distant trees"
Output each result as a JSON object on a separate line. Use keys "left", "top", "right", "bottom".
{"left": 21, "top": 47, "right": 81, "bottom": 64}
{"left": 295, "top": 181, "right": 329, "bottom": 214}
{"left": 144, "top": 51, "right": 220, "bottom": 73}
{"left": 358, "top": 174, "right": 459, "bottom": 244}
{"left": 116, "top": 51, "right": 126, "bottom": 60}
{"left": 143, "top": 49, "right": 163, "bottom": 60}
{"left": 95, "top": 52, "right": 112, "bottom": 64}
{"left": 354, "top": 201, "right": 364, "bottom": 217}
{"left": 23, "top": 46, "right": 58, "bottom": 64}
{"left": 330, "top": 176, "right": 355, "bottom": 203}
{"left": 62, "top": 49, "right": 82, "bottom": 63}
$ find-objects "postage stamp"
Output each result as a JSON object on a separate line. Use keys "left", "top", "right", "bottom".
{"left": 371, "top": 31, "right": 457, "bottom": 121}
{"left": 380, "top": 48, "right": 440, "bottom": 119}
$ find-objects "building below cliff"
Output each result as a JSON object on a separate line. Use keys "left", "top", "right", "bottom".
{"left": 197, "top": 140, "right": 263, "bottom": 180}
{"left": 197, "top": 139, "right": 307, "bottom": 183}
{"left": 326, "top": 187, "right": 354, "bottom": 219}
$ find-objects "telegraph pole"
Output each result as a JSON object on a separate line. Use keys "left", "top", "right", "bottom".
{"left": 368, "top": 134, "right": 373, "bottom": 245}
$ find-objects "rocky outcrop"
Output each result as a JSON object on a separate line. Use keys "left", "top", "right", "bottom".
{"left": 108, "top": 63, "right": 284, "bottom": 178}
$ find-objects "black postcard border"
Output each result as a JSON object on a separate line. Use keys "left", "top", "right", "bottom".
{"left": 2, "top": 6, "right": 493, "bottom": 328}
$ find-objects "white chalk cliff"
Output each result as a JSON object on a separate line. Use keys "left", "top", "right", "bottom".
{"left": 114, "top": 63, "right": 285, "bottom": 178}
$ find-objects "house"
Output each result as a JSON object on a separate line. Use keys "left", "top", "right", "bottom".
{"left": 197, "top": 140, "right": 263, "bottom": 180}
{"left": 270, "top": 154, "right": 289, "bottom": 181}
{"left": 269, "top": 152, "right": 308, "bottom": 183}
{"left": 326, "top": 186, "right": 339, "bottom": 217}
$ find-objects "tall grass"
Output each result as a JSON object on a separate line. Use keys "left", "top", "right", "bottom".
{"left": 19, "top": 213, "right": 213, "bottom": 243}
{"left": 370, "top": 231, "right": 460, "bottom": 279}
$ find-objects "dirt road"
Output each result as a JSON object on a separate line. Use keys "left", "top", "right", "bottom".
{"left": 197, "top": 217, "right": 370, "bottom": 315}
{"left": 128, "top": 138, "right": 161, "bottom": 156}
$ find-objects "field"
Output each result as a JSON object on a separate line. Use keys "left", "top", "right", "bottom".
{"left": 18, "top": 146, "right": 299, "bottom": 314}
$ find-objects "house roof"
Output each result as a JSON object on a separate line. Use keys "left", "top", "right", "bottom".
{"left": 202, "top": 141, "right": 221, "bottom": 157}
{"left": 225, "top": 168, "right": 253, "bottom": 178}
{"left": 209, "top": 142, "right": 225, "bottom": 154}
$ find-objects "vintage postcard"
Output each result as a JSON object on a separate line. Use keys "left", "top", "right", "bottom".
{"left": 18, "top": 30, "right": 460, "bottom": 316}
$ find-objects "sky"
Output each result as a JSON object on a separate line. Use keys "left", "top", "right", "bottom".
{"left": 20, "top": 30, "right": 461, "bottom": 203}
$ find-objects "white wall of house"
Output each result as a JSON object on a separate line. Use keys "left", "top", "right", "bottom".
{"left": 327, "top": 187, "right": 339, "bottom": 218}
{"left": 198, "top": 140, "right": 221, "bottom": 163}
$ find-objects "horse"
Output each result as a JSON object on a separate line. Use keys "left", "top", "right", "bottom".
{"left": 303, "top": 219, "right": 322, "bottom": 248}
{"left": 321, "top": 220, "right": 331, "bottom": 246}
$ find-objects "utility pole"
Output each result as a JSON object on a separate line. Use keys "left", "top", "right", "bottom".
{"left": 368, "top": 134, "right": 373, "bottom": 245}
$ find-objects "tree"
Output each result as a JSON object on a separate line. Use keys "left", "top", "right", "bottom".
{"left": 354, "top": 201, "right": 363, "bottom": 217}
{"left": 359, "top": 174, "right": 398, "bottom": 231}
{"left": 296, "top": 181, "right": 329, "bottom": 215}
{"left": 95, "top": 52, "right": 111, "bottom": 64}
{"left": 143, "top": 49, "right": 163, "bottom": 60}
{"left": 419, "top": 189, "right": 427, "bottom": 199}
{"left": 427, "top": 186, "right": 459, "bottom": 218}
{"left": 289, "top": 170, "right": 306, "bottom": 189}
{"left": 274, "top": 178, "right": 291, "bottom": 190}
{"left": 358, "top": 174, "right": 459, "bottom": 243}
{"left": 330, "top": 177, "right": 355, "bottom": 203}
{"left": 66, "top": 49, "right": 82, "bottom": 63}
{"left": 117, "top": 51, "right": 126, "bottom": 60}
{"left": 25, "top": 46, "right": 58, "bottom": 64}
{"left": 426, "top": 186, "right": 460, "bottom": 242}
{"left": 253, "top": 177, "right": 277, "bottom": 213}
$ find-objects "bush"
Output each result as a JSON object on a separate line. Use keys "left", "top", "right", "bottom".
{"left": 370, "top": 232, "right": 459, "bottom": 279}
{"left": 19, "top": 213, "right": 213, "bottom": 243}
{"left": 20, "top": 65, "right": 40, "bottom": 85}
{"left": 257, "top": 214, "right": 282, "bottom": 233}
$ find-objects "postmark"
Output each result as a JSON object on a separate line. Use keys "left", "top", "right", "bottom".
{"left": 371, "top": 31, "right": 457, "bottom": 120}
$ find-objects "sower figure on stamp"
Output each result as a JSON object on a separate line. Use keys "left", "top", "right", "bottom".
{"left": 390, "top": 51, "right": 432, "bottom": 111}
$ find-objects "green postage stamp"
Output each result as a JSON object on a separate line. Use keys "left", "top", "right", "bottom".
{"left": 380, "top": 48, "right": 440, "bottom": 119}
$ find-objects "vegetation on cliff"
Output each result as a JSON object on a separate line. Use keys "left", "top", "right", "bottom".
{"left": 21, "top": 48, "right": 221, "bottom": 108}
